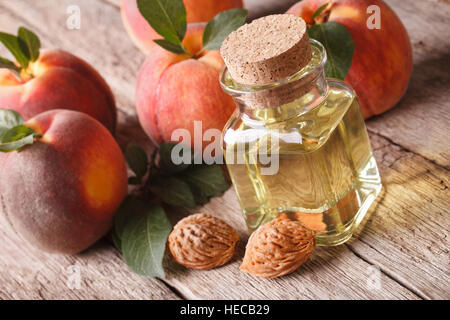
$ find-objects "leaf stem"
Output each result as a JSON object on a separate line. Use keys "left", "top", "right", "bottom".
{"left": 181, "top": 43, "right": 193, "bottom": 58}
{"left": 193, "top": 48, "right": 205, "bottom": 59}
{"left": 10, "top": 67, "right": 23, "bottom": 82}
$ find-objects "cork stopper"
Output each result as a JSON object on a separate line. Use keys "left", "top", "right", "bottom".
{"left": 221, "top": 14, "right": 312, "bottom": 85}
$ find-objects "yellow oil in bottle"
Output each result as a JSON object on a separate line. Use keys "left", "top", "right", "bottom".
{"left": 224, "top": 83, "right": 382, "bottom": 246}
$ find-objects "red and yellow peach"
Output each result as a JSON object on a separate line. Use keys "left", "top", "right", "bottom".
{"left": 135, "top": 24, "right": 235, "bottom": 150}
{"left": 121, "top": 0, "right": 244, "bottom": 53}
{"left": 0, "top": 110, "right": 128, "bottom": 254}
{"left": 0, "top": 49, "right": 117, "bottom": 133}
{"left": 287, "top": 0, "right": 412, "bottom": 118}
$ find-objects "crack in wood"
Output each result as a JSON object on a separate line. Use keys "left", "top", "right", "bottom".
{"left": 157, "top": 278, "right": 188, "bottom": 300}
{"left": 345, "top": 242, "right": 426, "bottom": 300}
{"left": 368, "top": 129, "right": 449, "bottom": 171}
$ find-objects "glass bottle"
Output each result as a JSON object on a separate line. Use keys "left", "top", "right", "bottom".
{"left": 220, "top": 39, "right": 382, "bottom": 246}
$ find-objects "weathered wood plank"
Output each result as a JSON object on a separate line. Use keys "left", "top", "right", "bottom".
{"left": 0, "top": 215, "right": 179, "bottom": 299}
{"left": 347, "top": 133, "right": 450, "bottom": 299}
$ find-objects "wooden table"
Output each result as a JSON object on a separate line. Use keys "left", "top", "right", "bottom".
{"left": 0, "top": 0, "right": 448, "bottom": 300}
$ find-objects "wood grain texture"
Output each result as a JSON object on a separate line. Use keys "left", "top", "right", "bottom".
{"left": 0, "top": 214, "right": 179, "bottom": 300}
{"left": 0, "top": 0, "right": 448, "bottom": 300}
{"left": 347, "top": 133, "right": 450, "bottom": 299}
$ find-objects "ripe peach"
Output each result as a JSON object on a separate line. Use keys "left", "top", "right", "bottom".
{"left": 0, "top": 50, "right": 117, "bottom": 133}
{"left": 0, "top": 110, "right": 128, "bottom": 254}
{"left": 135, "top": 24, "right": 235, "bottom": 150}
{"left": 287, "top": 0, "right": 412, "bottom": 119}
{"left": 121, "top": 0, "right": 244, "bottom": 53}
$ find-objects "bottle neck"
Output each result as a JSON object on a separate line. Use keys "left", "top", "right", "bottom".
{"left": 220, "top": 39, "right": 329, "bottom": 125}
{"left": 238, "top": 67, "right": 328, "bottom": 124}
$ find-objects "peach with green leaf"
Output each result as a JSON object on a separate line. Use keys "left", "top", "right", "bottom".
{"left": 0, "top": 109, "right": 128, "bottom": 254}
{"left": 0, "top": 27, "right": 117, "bottom": 133}
{"left": 120, "top": 0, "right": 244, "bottom": 53}
{"left": 135, "top": 0, "right": 247, "bottom": 151}
{"left": 287, "top": 0, "right": 412, "bottom": 118}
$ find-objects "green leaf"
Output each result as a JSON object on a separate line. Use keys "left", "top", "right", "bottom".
{"left": 137, "top": 0, "right": 187, "bottom": 45}
{"left": 149, "top": 176, "right": 196, "bottom": 208}
{"left": 202, "top": 8, "right": 248, "bottom": 51}
{"left": 17, "top": 27, "right": 41, "bottom": 62}
{"left": 0, "top": 109, "right": 36, "bottom": 152}
{"left": 189, "top": 184, "right": 209, "bottom": 205}
{"left": 0, "top": 32, "right": 29, "bottom": 68}
{"left": 312, "top": 3, "right": 329, "bottom": 19}
{"left": 115, "top": 196, "right": 141, "bottom": 239}
{"left": 117, "top": 197, "right": 171, "bottom": 278}
{"left": 0, "top": 124, "right": 36, "bottom": 152}
{"left": 158, "top": 142, "right": 191, "bottom": 174}
{"left": 125, "top": 143, "right": 148, "bottom": 182}
{"left": 0, "top": 109, "right": 24, "bottom": 137}
{"left": 153, "top": 39, "right": 186, "bottom": 54}
{"left": 1, "top": 124, "right": 34, "bottom": 142}
{"left": 0, "top": 57, "right": 21, "bottom": 77}
{"left": 308, "top": 21, "right": 354, "bottom": 80}
{"left": 180, "top": 164, "right": 229, "bottom": 197}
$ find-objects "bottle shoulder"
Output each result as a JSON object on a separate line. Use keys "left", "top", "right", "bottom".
{"left": 222, "top": 79, "right": 358, "bottom": 149}
{"left": 326, "top": 78, "right": 356, "bottom": 99}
